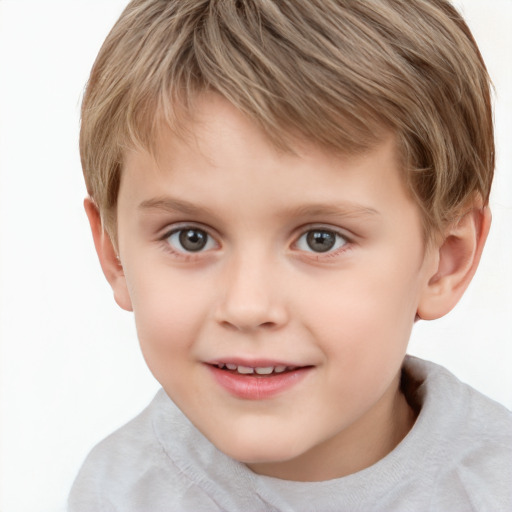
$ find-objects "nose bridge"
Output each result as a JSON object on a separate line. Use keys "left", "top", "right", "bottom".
{"left": 216, "top": 245, "right": 287, "bottom": 331}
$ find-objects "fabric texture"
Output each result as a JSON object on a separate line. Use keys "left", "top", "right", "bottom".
{"left": 68, "top": 356, "right": 512, "bottom": 511}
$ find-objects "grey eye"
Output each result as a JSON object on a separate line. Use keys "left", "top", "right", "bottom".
{"left": 296, "top": 229, "right": 347, "bottom": 253}
{"left": 179, "top": 229, "right": 208, "bottom": 251}
{"left": 167, "top": 228, "right": 215, "bottom": 252}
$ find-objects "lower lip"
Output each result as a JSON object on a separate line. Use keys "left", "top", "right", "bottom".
{"left": 207, "top": 365, "right": 311, "bottom": 400}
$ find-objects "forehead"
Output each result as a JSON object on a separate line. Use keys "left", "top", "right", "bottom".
{"left": 120, "top": 96, "right": 417, "bottom": 226}
{"left": 135, "top": 93, "right": 389, "bottom": 170}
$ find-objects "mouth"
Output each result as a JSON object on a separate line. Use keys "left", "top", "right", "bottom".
{"left": 211, "top": 363, "right": 305, "bottom": 376}
{"left": 206, "top": 361, "right": 313, "bottom": 399}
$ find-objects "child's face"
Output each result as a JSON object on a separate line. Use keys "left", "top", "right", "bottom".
{"left": 114, "top": 95, "right": 437, "bottom": 481}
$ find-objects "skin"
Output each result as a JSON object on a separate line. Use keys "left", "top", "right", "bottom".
{"left": 87, "top": 95, "right": 490, "bottom": 482}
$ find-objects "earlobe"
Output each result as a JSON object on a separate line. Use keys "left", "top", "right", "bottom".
{"left": 417, "top": 206, "right": 491, "bottom": 321}
{"left": 84, "top": 198, "right": 133, "bottom": 312}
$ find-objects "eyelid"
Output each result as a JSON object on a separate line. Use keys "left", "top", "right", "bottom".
{"left": 159, "top": 221, "right": 218, "bottom": 240}
{"left": 294, "top": 223, "right": 353, "bottom": 242}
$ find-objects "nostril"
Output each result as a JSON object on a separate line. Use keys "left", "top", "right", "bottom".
{"left": 219, "top": 319, "right": 277, "bottom": 331}
{"left": 220, "top": 320, "right": 240, "bottom": 331}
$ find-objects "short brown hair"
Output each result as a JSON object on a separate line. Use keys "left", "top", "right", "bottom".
{"left": 80, "top": 0, "right": 494, "bottom": 240}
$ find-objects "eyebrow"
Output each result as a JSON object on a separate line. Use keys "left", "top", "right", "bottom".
{"left": 138, "top": 196, "right": 380, "bottom": 220}
{"left": 286, "top": 203, "right": 380, "bottom": 219}
{"left": 138, "top": 197, "right": 217, "bottom": 217}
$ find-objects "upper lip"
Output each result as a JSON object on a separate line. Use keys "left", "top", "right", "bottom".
{"left": 205, "top": 358, "right": 309, "bottom": 368}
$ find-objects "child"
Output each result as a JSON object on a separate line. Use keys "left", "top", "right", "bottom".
{"left": 69, "top": 0, "right": 512, "bottom": 510}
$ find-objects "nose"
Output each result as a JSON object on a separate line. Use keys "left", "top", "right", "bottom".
{"left": 214, "top": 253, "right": 289, "bottom": 332}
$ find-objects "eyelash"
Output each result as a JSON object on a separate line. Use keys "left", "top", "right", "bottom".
{"left": 159, "top": 224, "right": 353, "bottom": 260}
{"left": 160, "top": 224, "right": 219, "bottom": 259}
{"left": 293, "top": 227, "right": 351, "bottom": 258}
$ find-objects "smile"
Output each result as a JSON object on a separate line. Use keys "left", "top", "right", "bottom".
{"left": 214, "top": 363, "right": 299, "bottom": 375}
{"left": 207, "top": 362, "right": 313, "bottom": 400}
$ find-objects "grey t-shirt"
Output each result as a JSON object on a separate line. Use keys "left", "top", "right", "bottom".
{"left": 68, "top": 356, "right": 512, "bottom": 511}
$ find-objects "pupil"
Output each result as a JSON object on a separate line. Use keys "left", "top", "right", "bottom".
{"left": 306, "top": 230, "right": 336, "bottom": 252}
{"left": 179, "top": 229, "right": 208, "bottom": 252}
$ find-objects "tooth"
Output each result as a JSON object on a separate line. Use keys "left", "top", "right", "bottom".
{"left": 226, "top": 363, "right": 237, "bottom": 370}
{"left": 237, "top": 366, "right": 254, "bottom": 374}
{"left": 217, "top": 363, "right": 225, "bottom": 369}
{"left": 274, "top": 366, "right": 287, "bottom": 373}
{"left": 255, "top": 367, "right": 274, "bottom": 375}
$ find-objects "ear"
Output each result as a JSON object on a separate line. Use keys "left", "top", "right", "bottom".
{"left": 417, "top": 206, "right": 491, "bottom": 320}
{"left": 84, "top": 198, "right": 133, "bottom": 312}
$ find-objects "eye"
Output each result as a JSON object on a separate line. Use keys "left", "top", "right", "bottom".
{"left": 166, "top": 227, "right": 216, "bottom": 253}
{"left": 296, "top": 229, "right": 347, "bottom": 253}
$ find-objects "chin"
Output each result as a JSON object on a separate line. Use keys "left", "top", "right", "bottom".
{"left": 213, "top": 431, "right": 306, "bottom": 466}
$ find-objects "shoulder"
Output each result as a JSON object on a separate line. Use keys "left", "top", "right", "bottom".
{"left": 67, "top": 390, "right": 209, "bottom": 511}
{"left": 403, "top": 356, "right": 512, "bottom": 510}
{"left": 74, "top": 390, "right": 166, "bottom": 476}
{"left": 404, "top": 356, "right": 512, "bottom": 444}
{"left": 68, "top": 389, "right": 263, "bottom": 511}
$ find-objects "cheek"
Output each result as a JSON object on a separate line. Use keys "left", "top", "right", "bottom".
{"left": 301, "top": 259, "right": 421, "bottom": 356}
{"left": 126, "top": 271, "right": 208, "bottom": 361}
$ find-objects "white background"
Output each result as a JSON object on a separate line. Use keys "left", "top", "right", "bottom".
{"left": 0, "top": 1, "right": 510, "bottom": 511}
